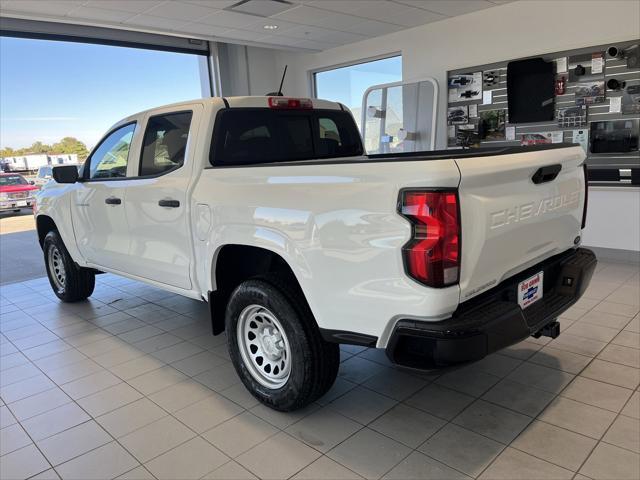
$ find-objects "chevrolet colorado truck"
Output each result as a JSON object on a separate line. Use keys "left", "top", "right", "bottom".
{"left": 35, "top": 96, "right": 596, "bottom": 411}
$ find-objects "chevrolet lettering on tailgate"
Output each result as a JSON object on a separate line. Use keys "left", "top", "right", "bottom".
{"left": 490, "top": 190, "right": 581, "bottom": 229}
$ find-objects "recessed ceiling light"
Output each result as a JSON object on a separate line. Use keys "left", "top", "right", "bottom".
{"left": 263, "top": 25, "right": 279, "bottom": 30}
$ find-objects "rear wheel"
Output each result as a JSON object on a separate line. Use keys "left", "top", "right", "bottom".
{"left": 43, "top": 230, "right": 95, "bottom": 302}
{"left": 226, "top": 275, "right": 339, "bottom": 411}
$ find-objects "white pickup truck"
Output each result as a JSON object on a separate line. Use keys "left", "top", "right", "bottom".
{"left": 35, "top": 96, "right": 596, "bottom": 411}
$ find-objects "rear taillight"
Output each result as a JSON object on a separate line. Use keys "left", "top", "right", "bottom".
{"left": 399, "top": 190, "right": 461, "bottom": 288}
{"left": 268, "top": 97, "right": 313, "bottom": 109}
{"left": 581, "top": 164, "right": 588, "bottom": 229}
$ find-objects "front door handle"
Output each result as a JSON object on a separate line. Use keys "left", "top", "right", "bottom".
{"left": 158, "top": 199, "right": 180, "bottom": 208}
{"left": 105, "top": 197, "right": 122, "bottom": 205}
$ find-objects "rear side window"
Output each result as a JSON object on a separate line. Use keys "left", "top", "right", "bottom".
{"left": 140, "top": 112, "right": 192, "bottom": 177}
{"left": 211, "top": 109, "right": 363, "bottom": 166}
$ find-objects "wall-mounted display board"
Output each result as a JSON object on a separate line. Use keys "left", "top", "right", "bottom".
{"left": 446, "top": 40, "right": 640, "bottom": 187}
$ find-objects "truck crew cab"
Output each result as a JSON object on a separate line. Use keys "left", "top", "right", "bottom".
{"left": 35, "top": 96, "right": 596, "bottom": 411}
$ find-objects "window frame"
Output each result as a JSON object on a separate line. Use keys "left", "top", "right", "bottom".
{"left": 82, "top": 121, "right": 137, "bottom": 182}
{"left": 137, "top": 110, "right": 194, "bottom": 179}
{"left": 208, "top": 108, "right": 364, "bottom": 168}
{"left": 311, "top": 53, "right": 402, "bottom": 99}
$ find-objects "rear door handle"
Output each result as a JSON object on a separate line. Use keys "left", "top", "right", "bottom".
{"left": 105, "top": 197, "right": 121, "bottom": 205}
{"left": 158, "top": 199, "right": 180, "bottom": 208}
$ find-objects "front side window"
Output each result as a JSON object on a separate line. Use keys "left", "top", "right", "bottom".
{"left": 139, "top": 112, "right": 193, "bottom": 177}
{"left": 88, "top": 123, "right": 135, "bottom": 179}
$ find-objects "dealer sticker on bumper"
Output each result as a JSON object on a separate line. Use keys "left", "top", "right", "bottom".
{"left": 518, "top": 271, "right": 543, "bottom": 309}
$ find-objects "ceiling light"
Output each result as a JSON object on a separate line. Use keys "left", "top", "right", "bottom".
{"left": 263, "top": 25, "right": 279, "bottom": 30}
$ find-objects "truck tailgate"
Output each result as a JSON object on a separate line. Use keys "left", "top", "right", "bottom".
{"left": 456, "top": 145, "right": 586, "bottom": 301}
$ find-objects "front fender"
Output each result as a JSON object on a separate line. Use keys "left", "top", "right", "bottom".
{"left": 35, "top": 184, "right": 85, "bottom": 265}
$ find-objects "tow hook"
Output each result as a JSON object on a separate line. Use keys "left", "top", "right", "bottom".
{"left": 532, "top": 320, "right": 561, "bottom": 339}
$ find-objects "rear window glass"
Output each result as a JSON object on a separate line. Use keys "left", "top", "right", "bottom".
{"left": 210, "top": 109, "right": 363, "bottom": 166}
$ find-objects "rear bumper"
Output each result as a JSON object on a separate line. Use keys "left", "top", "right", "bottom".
{"left": 386, "top": 247, "right": 597, "bottom": 369}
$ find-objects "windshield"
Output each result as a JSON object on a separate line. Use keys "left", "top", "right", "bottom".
{"left": 0, "top": 175, "right": 28, "bottom": 186}
{"left": 38, "top": 166, "right": 52, "bottom": 178}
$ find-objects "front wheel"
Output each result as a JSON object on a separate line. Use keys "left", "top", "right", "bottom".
{"left": 226, "top": 276, "right": 339, "bottom": 411}
{"left": 43, "top": 230, "right": 95, "bottom": 302}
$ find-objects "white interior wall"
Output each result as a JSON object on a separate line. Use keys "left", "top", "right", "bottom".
{"left": 274, "top": 0, "right": 640, "bottom": 148}
{"left": 583, "top": 188, "right": 640, "bottom": 252}
{"left": 219, "top": 45, "right": 280, "bottom": 97}
{"left": 269, "top": 0, "right": 640, "bottom": 253}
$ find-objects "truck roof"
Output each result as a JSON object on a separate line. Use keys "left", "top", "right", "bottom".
{"left": 113, "top": 96, "right": 344, "bottom": 131}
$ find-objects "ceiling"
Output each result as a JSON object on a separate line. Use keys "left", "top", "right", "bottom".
{"left": 0, "top": 0, "right": 512, "bottom": 52}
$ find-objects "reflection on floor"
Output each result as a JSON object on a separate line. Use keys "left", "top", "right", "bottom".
{"left": 0, "top": 260, "right": 638, "bottom": 480}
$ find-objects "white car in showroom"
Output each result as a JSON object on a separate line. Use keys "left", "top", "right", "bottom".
{"left": 34, "top": 96, "right": 596, "bottom": 411}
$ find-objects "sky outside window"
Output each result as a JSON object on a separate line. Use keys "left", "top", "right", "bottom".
{"left": 0, "top": 36, "right": 206, "bottom": 150}
{"left": 314, "top": 56, "right": 402, "bottom": 130}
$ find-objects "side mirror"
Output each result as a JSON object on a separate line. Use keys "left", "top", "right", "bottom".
{"left": 29, "top": 180, "right": 35, "bottom": 185}
{"left": 52, "top": 165, "right": 79, "bottom": 184}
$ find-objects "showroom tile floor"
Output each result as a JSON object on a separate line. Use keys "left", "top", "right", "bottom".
{"left": 0, "top": 260, "right": 638, "bottom": 480}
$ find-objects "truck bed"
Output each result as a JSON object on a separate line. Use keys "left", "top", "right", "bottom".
{"left": 206, "top": 143, "right": 581, "bottom": 168}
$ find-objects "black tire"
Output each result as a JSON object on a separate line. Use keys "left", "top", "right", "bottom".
{"left": 43, "top": 230, "right": 95, "bottom": 302}
{"left": 226, "top": 275, "right": 340, "bottom": 411}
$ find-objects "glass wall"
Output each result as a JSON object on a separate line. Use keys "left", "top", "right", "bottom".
{"left": 0, "top": 36, "right": 209, "bottom": 160}
{"left": 314, "top": 56, "right": 402, "bottom": 132}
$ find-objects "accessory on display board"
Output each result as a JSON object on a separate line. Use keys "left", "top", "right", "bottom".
{"left": 456, "top": 125, "right": 480, "bottom": 148}
{"left": 606, "top": 78, "right": 627, "bottom": 91}
{"left": 460, "top": 90, "right": 480, "bottom": 99}
{"left": 557, "top": 105, "right": 587, "bottom": 128}
{"left": 555, "top": 76, "right": 566, "bottom": 95}
{"left": 447, "top": 106, "right": 469, "bottom": 125}
{"left": 483, "top": 71, "right": 499, "bottom": 86}
{"left": 573, "top": 64, "right": 586, "bottom": 76}
{"left": 607, "top": 44, "right": 639, "bottom": 68}
{"left": 449, "top": 75, "right": 474, "bottom": 88}
{"left": 607, "top": 46, "right": 624, "bottom": 59}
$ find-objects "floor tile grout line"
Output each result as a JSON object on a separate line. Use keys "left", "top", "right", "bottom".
{"left": 472, "top": 313, "right": 636, "bottom": 479}
{"left": 0, "top": 323, "right": 176, "bottom": 475}
{"left": 3, "top": 267, "right": 638, "bottom": 479}
{"left": 496, "top": 301, "right": 638, "bottom": 476}
{"left": 0, "top": 337, "right": 59, "bottom": 477}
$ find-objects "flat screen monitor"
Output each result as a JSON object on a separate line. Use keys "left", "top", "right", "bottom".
{"left": 507, "top": 58, "right": 555, "bottom": 123}
{"left": 590, "top": 119, "right": 639, "bottom": 153}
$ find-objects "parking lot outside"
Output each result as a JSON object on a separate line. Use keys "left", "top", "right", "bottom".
{"left": 0, "top": 210, "right": 45, "bottom": 285}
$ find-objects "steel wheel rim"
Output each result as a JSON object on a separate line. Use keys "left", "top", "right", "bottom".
{"left": 237, "top": 304, "right": 291, "bottom": 389}
{"left": 47, "top": 245, "right": 66, "bottom": 292}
